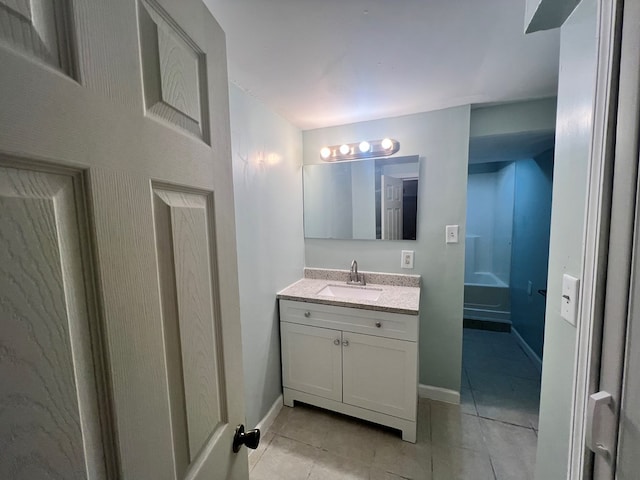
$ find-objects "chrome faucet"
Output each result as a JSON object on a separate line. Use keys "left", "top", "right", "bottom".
{"left": 348, "top": 259, "right": 366, "bottom": 285}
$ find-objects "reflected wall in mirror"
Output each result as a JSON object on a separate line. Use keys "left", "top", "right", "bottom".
{"left": 303, "top": 155, "right": 419, "bottom": 240}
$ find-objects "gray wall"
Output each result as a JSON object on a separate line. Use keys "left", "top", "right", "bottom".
{"left": 303, "top": 106, "right": 471, "bottom": 391}
{"left": 229, "top": 84, "right": 305, "bottom": 428}
{"left": 510, "top": 151, "right": 554, "bottom": 359}
{"left": 470, "top": 98, "right": 557, "bottom": 138}
{"left": 535, "top": 0, "right": 598, "bottom": 477}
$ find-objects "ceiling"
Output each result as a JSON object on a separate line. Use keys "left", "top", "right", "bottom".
{"left": 204, "top": 0, "right": 561, "bottom": 131}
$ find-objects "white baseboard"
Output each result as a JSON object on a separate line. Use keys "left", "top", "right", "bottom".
{"left": 512, "top": 327, "right": 543, "bottom": 373}
{"left": 418, "top": 384, "right": 460, "bottom": 405}
{"left": 248, "top": 394, "right": 283, "bottom": 459}
{"left": 255, "top": 394, "right": 284, "bottom": 434}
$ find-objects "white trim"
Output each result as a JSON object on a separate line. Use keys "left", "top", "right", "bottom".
{"left": 284, "top": 388, "right": 417, "bottom": 442}
{"left": 254, "top": 394, "right": 283, "bottom": 434}
{"left": 418, "top": 384, "right": 460, "bottom": 405}
{"left": 568, "top": 0, "right": 621, "bottom": 478}
{"left": 511, "top": 327, "right": 542, "bottom": 373}
{"left": 248, "top": 394, "right": 283, "bottom": 459}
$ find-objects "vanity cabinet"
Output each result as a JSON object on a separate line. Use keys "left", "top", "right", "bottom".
{"left": 279, "top": 299, "right": 418, "bottom": 442}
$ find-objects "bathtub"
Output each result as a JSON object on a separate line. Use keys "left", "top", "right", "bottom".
{"left": 463, "top": 272, "right": 511, "bottom": 324}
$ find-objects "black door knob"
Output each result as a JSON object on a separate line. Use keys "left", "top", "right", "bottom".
{"left": 232, "top": 424, "right": 260, "bottom": 453}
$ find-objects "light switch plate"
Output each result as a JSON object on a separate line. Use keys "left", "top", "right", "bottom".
{"left": 446, "top": 225, "right": 459, "bottom": 244}
{"left": 561, "top": 274, "right": 580, "bottom": 326}
{"left": 401, "top": 250, "right": 414, "bottom": 269}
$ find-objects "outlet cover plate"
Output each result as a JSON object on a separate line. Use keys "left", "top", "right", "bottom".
{"left": 401, "top": 250, "right": 414, "bottom": 269}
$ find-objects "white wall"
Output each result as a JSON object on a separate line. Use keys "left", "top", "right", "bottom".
{"left": 466, "top": 173, "right": 497, "bottom": 274}
{"left": 465, "top": 163, "right": 515, "bottom": 284}
{"left": 535, "top": 0, "right": 598, "bottom": 477}
{"left": 493, "top": 163, "right": 515, "bottom": 284}
{"left": 303, "top": 106, "right": 470, "bottom": 392}
{"left": 229, "top": 84, "right": 305, "bottom": 428}
{"left": 470, "top": 98, "right": 557, "bottom": 137}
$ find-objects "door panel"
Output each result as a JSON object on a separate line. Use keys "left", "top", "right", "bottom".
{"left": 138, "top": 0, "right": 210, "bottom": 142}
{"left": 0, "top": 164, "right": 110, "bottom": 479}
{"left": 0, "top": 0, "right": 74, "bottom": 75}
{"left": 342, "top": 332, "right": 417, "bottom": 420}
{"left": 153, "top": 187, "right": 226, "bottom": 464}
{"left": 0, "top": 0, "right": 247, "bottom": 478}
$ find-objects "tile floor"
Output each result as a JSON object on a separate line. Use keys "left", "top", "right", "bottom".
{"left": 250, "top": 328, "right": 541, "bottom": 480}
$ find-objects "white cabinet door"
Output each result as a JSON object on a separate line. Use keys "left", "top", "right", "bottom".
{"left": 0, "top": 1, "right": 248, "bottom": 478}
{"left": 281, "top": 322, "right": 342, "bottom": 402}
{"left": 342, "top": 332, "right": 417, "bottom": 420}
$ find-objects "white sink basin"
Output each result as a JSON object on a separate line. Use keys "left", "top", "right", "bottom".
{"left": 317, "top": 284, "right": 383, "bottom": 301}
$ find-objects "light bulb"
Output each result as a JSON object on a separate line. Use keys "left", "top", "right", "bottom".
{"left": 381, "top": 138, "right": 393, "bottom": 150}
{"left": 339, "top": 144, "right": 350, "bottom": 155}
{"left": 320, "top": 147, "right": 331, "bottom": 159}
{"left": 359, "top": 141, "right": 371, "bottom": 153}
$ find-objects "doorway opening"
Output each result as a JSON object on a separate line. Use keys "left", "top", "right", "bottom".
{"left": 461, "top": 129, "right": 555, "bottom": 477}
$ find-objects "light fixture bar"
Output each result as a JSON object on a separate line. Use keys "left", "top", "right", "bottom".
{"left": 320, "top": 138, "right": 400, "bottom": 161}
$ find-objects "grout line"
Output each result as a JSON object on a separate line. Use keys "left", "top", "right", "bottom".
{"left": 488, "top": 455, "right": 498, "bottom": 479}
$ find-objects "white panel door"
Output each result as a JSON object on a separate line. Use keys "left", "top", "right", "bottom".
{"left": 381, "top": 175, "right": 403, "bottom": 240}
{"left": 342, "top": 332, "right": 417, "bottom": 420}
{"left": 0, "top": 0, "right": 247, "bottom": 479}
{"left": 281, "top": 322, "right": 343, "bottom": 402}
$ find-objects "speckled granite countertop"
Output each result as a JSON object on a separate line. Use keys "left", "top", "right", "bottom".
{"left": 277, "top": 268, "right": 421, "bottom": 315}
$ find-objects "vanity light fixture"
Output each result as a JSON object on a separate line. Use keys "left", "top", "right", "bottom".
{"left": 320, "top": 147, "right": 331, "bottom": 159}
{"left": 319, "top": 138, "right": 400, "bottom": 161}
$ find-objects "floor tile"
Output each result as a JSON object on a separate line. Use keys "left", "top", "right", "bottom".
{"left": 461, "top": 368, "right": 471, "bottom": 389}
{"left": 479, "top": 418, "right": 537, "bottom": 480}
{"left": 250, "top": 435, "right": 318, "bottom": 480}
{"left": 269, "top": 405, "right": 293, "bottom": 434}
{"left": 491, "top": 454, "right": 536, "bottom": 480}
{"left": 509, "top": 376, "right": 542, "bottom": 399}
{"left": 278, "top": 404, "right": 332, "bottom": 447}
{"left": 432, "top": 444, "right": 496, "bottom": 480}
{"left": 417, "top": 397, "right": 432, "bottom": 442}
{"left": 248, "top": 431, "right": 275, "bottom": 472}
{"left": 474, "top": 389, "right": 539, "bottom": 429}
{"left": 319, "top": 414, "right": 378, "bottom": 464}
{"left": 460, "top": 387, "right": 477, "bottom": 415}
{"left": 373, "top": 434, "right": 432, "bottom": 479}
{"left": 430, "top": 401, "right": 487, "bottom": 452}
{"left": 369, "top": 469, "right": 409, "bottom": 480}
{"left": 465, "top": 369, "right": 513, "bottom": 394}
{"left": 308, "top": 450, "right": 371, "bottom": 480}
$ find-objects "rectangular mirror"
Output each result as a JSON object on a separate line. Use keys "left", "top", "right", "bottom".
{"left": 303, "top": 155, "right": 419, "bottom": 240}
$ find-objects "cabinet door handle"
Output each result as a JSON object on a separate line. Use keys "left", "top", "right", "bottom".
{"left": 375, "top": 322, "right": 382, "bottom": 328}
{"left": 333, "top": 339, "right": 340, "bottom": 345}
{"left": 304, "top": 311, "right": 311, "bottom": 318}
{"left": 342, "top": 340, "right": 349, "bottom": 347}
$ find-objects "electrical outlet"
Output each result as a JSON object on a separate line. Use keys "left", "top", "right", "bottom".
{"left": 446, "top": 225, "right": 459, "bottom": 244}
{"left": 401, "top": 250, "right": 414, "bottom": 269}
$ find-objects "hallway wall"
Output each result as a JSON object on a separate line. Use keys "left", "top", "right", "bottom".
{"left": 510, "top": 150, "right": 554, "bottom": 360}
